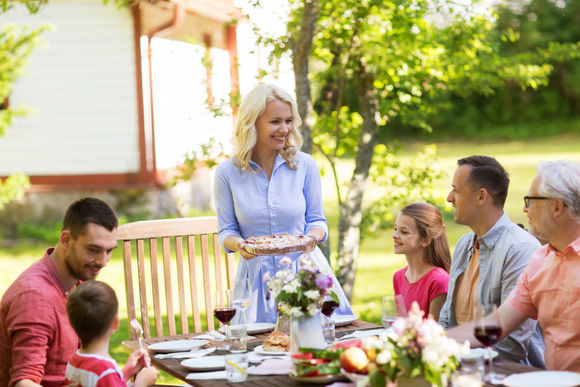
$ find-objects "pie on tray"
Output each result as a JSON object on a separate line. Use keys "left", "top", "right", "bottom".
{"left": 242, "top": 233, "right": 315, "bottom": 255}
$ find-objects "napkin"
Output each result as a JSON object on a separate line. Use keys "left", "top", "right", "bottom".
{"left": 194, "top": 330, "right": 226, "bottom": 341}
{"left": 338, "top": 328, "right": 385, "bottom": 341}
{"left": 186, "top": 370, "right": 227, "bottom": 380}
{"left": 247, "top": 358, "right": 292, "bottom": 375}
{"left": 154, "top": 346, "right": 216, "bottom": 359}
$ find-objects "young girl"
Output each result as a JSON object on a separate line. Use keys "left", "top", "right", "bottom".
{"left": 392, "top": 202, "right": 450, "bottom": 320}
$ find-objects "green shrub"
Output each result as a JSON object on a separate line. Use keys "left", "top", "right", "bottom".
{"left": 15, "top": 221, "right": 61, "bottom": 244}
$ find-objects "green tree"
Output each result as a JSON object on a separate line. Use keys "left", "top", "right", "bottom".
{"left": 272, "top": 0, "right": 578, "bottom": 298}
{"left": 427, "top": 0, "right": 580, "bottom": 138}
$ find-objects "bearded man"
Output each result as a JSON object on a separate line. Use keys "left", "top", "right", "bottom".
{"left": 0, "top": 197, "right": 118, "bottom": 387}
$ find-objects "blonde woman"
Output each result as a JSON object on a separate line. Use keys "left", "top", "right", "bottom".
{"left": 214, "top": 84, "right": 353, "bottom": 323}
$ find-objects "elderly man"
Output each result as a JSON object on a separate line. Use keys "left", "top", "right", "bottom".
{"left": 439, "top": 155, "right": 544, "bottom": 367}
{"left": 448, "top": 160, "right": 580, "bottom": 371}
{"left": 0, "top": 197, "right": 118, "bottom": 387}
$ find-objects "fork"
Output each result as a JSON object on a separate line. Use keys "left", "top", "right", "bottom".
{"left": 130, "top": 318, "right": 150, "bottom": 367}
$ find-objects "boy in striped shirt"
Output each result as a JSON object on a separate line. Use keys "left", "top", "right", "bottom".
{"left": 65, "top": 281, "right": 158, "bottom": 387}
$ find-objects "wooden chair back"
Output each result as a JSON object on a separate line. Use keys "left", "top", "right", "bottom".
{"left": 116, "top": 216, "right": 236, "bottom": 339}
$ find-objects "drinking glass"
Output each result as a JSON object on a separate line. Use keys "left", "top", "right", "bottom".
{"left": 225, "top": 353, "right": 248, "bottom": 382}
{"left": 321, "top": 296, "right": 338, "bottom": 346}
{"left": 382, "top": 294, "right": 406, "bottom": 329}
{"left": 321, "top": 287, "right": 339, "bottom": 347}
{"left": 214, "top": 289, "right": 235, "bottom": 350}
{"left": 473, "top": 304, "right": 504, "bottom": 383}
{"left": 228, "top": 323, "right": 248, "bottom": 353}
{"left": 233, "top": 277, "right": 252, "bottom": 325}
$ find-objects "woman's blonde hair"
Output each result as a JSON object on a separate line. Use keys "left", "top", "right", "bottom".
{"left": 233, "top": 84, "right": 303, "bottom": 172}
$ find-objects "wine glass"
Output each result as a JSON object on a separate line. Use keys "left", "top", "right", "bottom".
{"left": 214, "top": 289, "right": 235, "bottom": 349}
{"left": 474, "top": 304, "right": 504, "bottom": 383}
{"left": 382, "top": 294, "right": 406, "bottom": 329}
{"left": 321, "top": 296, "right": 340, "bottom": 319}
{"left": 321, "top": 293, "right": 339, "bottom": 347}
{"left": 233, "top": 277, "right": 252, "bottom": 325}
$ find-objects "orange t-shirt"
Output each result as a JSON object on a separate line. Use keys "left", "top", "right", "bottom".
{"left": 507, "top": 236, "right": 580, "bottom": 371}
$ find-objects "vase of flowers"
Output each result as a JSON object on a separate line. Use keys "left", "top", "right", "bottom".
{"left": 361, "top": 302, "right": 469, "bottom": 387}
{"left": 290, "top": 311, "right": 324, "bottom": 352}
{"left": 266, "top": 254, "right": 337, "bottom": 352}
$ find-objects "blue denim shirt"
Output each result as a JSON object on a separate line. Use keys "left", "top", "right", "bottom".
{"left": 439, "top": 213, "right": 545, "bottom": 367}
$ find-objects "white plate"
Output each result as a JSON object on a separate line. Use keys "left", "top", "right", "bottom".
{"left": 253, "top": 345, "right": 289, "bottom": 356}
{"left": 181, "top": 356, "right": 225, "bottom": 371}
{"left": 332, "top": 315, "right": 358, "bottom": 327}
{"left": 503, "top": 371, "right": 580, "bottom": 387}
{"left": 147, "top": 339, "right": 209, "bottom": 353}
{"left": 219, "top": 322, "right": 275, "bottom": 335}
{"left": 462, "top": 348, "right": 499, "bottom": 360}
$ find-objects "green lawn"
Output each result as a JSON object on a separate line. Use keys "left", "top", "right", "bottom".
{"left": 2, "top": 133, "right": 580, "bottom": 384}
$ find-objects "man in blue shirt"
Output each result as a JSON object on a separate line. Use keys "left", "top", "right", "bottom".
{"left": 439, "top": 155, "right": 544, "bottom": 368}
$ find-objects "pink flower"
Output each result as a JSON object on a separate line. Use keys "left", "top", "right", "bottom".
{"left": 392, "top": 317, "right": 407, "bottom": 336}
{"left": 280, "top": 256, "right": 292, "bottom": 267}
{"left": 315, "top": 274, "right": 333, "bottom": 289}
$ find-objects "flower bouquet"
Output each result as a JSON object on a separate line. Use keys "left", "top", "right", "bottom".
{"left": 266, "top": 255, "right": 339, "bottom": 351}
{"left": 266, "top": 255, "right": 338, "bottom": 318}
{"left": 360, "top": 302, "right": 469, "bottom": 387}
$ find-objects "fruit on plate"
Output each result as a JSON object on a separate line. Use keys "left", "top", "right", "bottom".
{"left": 339, "top": 347, "right": 369, "bottom": 373}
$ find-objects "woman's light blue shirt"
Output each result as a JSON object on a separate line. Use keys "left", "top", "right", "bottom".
{"left": 214, "top": 152, "right": 353, "bottom": 323}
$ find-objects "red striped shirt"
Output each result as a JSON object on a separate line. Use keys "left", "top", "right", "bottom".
{"left": 66, "top": 351, "right": 126, "bottom": 387}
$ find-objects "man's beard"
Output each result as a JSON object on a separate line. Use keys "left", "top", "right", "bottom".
{"left": 65, "top": 248, "right": 97, "bottom": 281}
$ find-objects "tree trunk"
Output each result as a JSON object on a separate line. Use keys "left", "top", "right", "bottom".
{"left": 336, "top": 63, "right": 380, "bottom": 301}
{"left": 292, "top": 0, "right": 318, "bottom": 155}
{"left": 292, "top": 0, "right": 330, "bottom": 261}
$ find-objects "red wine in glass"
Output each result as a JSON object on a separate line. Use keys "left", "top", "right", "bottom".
{"left": 474, "top": 325, "right": 502, "bottom": 347}
{"left": 214, "top": 307, "right": 236, "bottom": 324}
{"left": 321, "top": 300, "right": 339, "bottom": 318}
{"left": 474, "top": 304, "right": 504, "bottom": 383}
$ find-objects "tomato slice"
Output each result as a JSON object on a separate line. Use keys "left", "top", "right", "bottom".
{"left": 291, "top": 352, "right": 313, "bottom": 360}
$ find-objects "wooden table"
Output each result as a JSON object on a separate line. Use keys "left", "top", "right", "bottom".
{"left": 122, "top": 321, "right": 541, "bottom": 386}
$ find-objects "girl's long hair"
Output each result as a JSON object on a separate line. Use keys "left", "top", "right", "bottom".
{"left": 400, "top": 202, "right": 451, "bottom": 272}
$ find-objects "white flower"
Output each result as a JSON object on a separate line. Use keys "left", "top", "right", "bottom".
{"left": 307, "top": 303, "right": 319, "bottom": 316}
{"left": 282, "top": 278, "right": 300, "bottom": 294}
{"left": 376, "top": 350, "right": 392, "bottom": 365}
{"left": 288, "top": 307, "right": 303, "bottom": 318}
{"left": 268, "top": 280, "right": 282, "bottom": 297}
{"left": 305, "top": 289, "right": 320, "bottom": 300}
{"left": 362, "top": 336, "right": 378, "bottom": 350}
